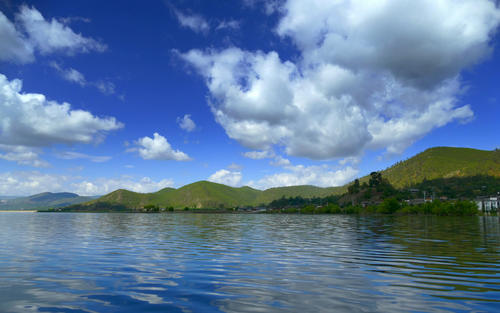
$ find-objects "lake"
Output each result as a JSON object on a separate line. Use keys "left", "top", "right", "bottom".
{"left": 0, "top": 213, "right": 499, "bottom": 312}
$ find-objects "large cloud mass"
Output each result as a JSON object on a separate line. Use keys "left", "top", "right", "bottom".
{"left": 182, "top": 0, "right": 500, "bottom": 159}
{"left": 0, "top": 74, "right": 122, "bottom": 147}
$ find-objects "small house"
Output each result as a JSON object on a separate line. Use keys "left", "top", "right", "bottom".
{"left": 476, "top": 196, "right": 499, "bottom": 212}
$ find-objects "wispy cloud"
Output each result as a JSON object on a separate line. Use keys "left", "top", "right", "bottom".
{"left": 56, "top": 151, "right": 112, "bottom": 163}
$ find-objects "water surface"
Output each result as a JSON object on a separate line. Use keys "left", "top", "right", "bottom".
{"left": 0, "top": 213, "right": 499, "bottom": 312}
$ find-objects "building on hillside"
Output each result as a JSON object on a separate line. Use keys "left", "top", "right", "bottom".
{"left": 475, "top": 196, "right": 499, "bottom": 212}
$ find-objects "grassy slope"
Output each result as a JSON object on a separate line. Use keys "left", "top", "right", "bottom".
{"left": 379, "top": 147, "right": 500, "bottom": 188}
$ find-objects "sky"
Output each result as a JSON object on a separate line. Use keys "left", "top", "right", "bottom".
{"left": 0, "top": 0, "right": 499, "bottom": 196}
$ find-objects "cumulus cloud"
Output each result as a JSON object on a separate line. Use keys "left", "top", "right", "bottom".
{"left": 0, "top": 74, "right": 123, "bottom": 149}
{"left": 0, "top": 171, "right": 173, "bottom": 196}
{"left": 16, "top": 5, "right": 106, "bottom": 55}
{"left": 208, "top": 169, "right": 242, "bottom": 187}
{"left": 55, "top": 151, "right": 111, "bottom": 163}
{"left": 174, "top": 10, "right": 209, "bottom": 33}
{"left": 242, "top": 150, "right": 275, "bottom": 159}
{"left": 0, "top": 11, "right": 34, "bottom": 63}
{"left": 248, "top": 164, "right": 358, "bottom": 190}
{"left": 177, "top": 114, "right": 196, "bottom": 132}
{"left": 134, "top": 133, "right": 191, "bottom": 161}
{"left": 182, "top": 0, "right": 500, "bottom": 160}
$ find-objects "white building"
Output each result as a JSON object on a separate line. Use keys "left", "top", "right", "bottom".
{"left": 476, "top": 196, "right": 499, "bottom": 212}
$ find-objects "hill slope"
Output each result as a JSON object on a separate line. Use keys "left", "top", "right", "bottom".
{"left": 377, "top": 147, "right": 500, "bottom": 188}
{"left": 67, "top": 181, "right": 344, "bottom": 210}
{"left": 0, "top": 192, "right": 95, "bottom": 210}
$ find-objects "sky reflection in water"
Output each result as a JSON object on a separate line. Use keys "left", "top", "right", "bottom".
{"left": 0, "top": 213, "right": 499, "bottom": 312}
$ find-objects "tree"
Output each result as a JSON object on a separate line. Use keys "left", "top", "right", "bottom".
{"left": 369, "top": 172, "right": 383, "bottom": 187}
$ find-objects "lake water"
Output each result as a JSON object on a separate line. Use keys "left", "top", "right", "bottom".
{"left": 0, "top": 213, "right": 499, "bottom": 313}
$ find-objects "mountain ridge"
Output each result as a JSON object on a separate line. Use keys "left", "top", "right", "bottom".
{"left": 34, "top": 147, "right": 500, "bottom": 211}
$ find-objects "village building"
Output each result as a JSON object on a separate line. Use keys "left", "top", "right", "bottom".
{"left": 475, "top": 196, "right": 499, "bottom": 212}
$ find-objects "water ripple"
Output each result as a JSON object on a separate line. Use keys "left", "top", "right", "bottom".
{"left": 0, "top": 213, "right": 499, "bottom": 312}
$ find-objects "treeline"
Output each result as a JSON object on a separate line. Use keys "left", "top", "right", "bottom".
{"left": 268, "top": 199, "right": 480, "bottom": 216}
{"left": 413, "top": 175, "right": 500, "bottom": 199}
{"left": 268, "top": 194, "right": 340, "bottom": 209}
{"left": 266, "top": 173, "right": 498, "bottom": 216}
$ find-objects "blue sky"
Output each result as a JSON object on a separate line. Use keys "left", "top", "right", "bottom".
{"left": 0, "top": 0, "right": 499, "bottom": 196}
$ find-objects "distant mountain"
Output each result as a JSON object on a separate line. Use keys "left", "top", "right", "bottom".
{"left": 0, "top": 192, "right": 97, "bottom": 210}
{"left": 374, "top": 147, "right": 500, "bottom": 188}
{"left": 65, "top": 181, "right": 345, "bottom": 211}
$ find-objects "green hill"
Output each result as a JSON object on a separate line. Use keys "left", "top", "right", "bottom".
{"left": 0, "top": 192, "right": 95, "bottom": 210}
{"left": 376, "top": 147, "right": 500, "bottom": 188}
{"left": 65, "top": 181, "right": 345, "bottom": 211}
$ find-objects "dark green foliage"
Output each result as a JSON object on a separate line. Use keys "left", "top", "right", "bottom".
{"left": 369, "top": 172, "right": 383, "bottom": 187}
{"left": 377, "top": 198, "right": 401, "bottom": 214}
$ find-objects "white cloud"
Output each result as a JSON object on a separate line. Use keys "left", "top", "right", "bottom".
{"left": 242, "top": 150, "right": 275, "bottom": 159}
{"left": 216, "top": 20, "right": 240, "bottom": 30}
{"left": 55, "top": 151, "right": 111, "bottom": 163}
{"left": 227, "top": 163, "right": 243, "bottom": 170}
{"left": 134, "top": 133, "right": 191, "bottom": 161}
{"left": 0, "top": 145, "right": 48, "bottom": 168}
{"left": 0, "top": 11, "right": 34, "bottom": 63}
{"left": 71, "top": 176, "right": 174, "bottom": 196}
{"left": 339, "top": 156, "right": 361, "bottom": 166}
{"left": 208, "top": 169, "right": 242, "bottom": 187}
{"left": 58, "top": 16, "right": 91, "bottom": 24}
{"left": 16, "top": 5, "right": 106, "bottom": 55}
{"left": 270, "top": 155, "right": 291, "bottom": 167}
{"left": 50, "top": 62, "right": 86, "bottom": 86}
{"left": 0, "top": 171, "right": 67, "bottom": 196}
{"left": 0, "top": 171, "right": 174, "bottom": 196}
{"left": 177, "top": 114, "right": 196, "bottom": 132}
{"left": 182, "top": 0, "right": 499, "bottom": 160}
{"left": 248, "top": 164, "right": 358, "bottom": 190}
{"left": 174, "top": 10, "right": 209, "bottom": 33}
{"left": 243, "top": 0, "right": 282, "bottom": 15}
{"left": 49, "top": 62, "right": 116, "bottom": 95}
{"left": 0, "top": 74, "right": 123, "bottom": 149}
{"left": 95, "top": 81, "right": 116, "bottom": 95}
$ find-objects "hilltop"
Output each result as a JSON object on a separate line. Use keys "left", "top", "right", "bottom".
{"left": 364, "top": 147, "right": 500, "bottom": 188}
{"left": 0, "top": 192, "right": 96, "bottom": 211}
{"left": 59, "top": 146, "right": 500, "bottom": 211}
